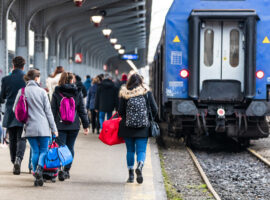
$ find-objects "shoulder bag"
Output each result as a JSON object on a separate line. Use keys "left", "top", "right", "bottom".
{"left": 146, "top": 93, "right": 160, "bottom": 138}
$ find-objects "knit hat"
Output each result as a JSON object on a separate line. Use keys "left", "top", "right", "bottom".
{"left": 121, "top": 74, "right": 127, "bottom": 81}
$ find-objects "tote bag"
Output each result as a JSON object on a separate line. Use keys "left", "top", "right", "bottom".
{"left": 99, "top": 113, "right": 125, "bottom": 146}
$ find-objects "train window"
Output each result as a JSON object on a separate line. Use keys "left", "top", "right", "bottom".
{"left": 204, "top": 29, "right": 214, "bottom": 67}
{"left": 230, "top": 29, "right": 240, "bottom": 67}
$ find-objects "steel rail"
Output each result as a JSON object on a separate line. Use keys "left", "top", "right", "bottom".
{"left": 247, "top": 148, "right": 270, "bottom": 166}
{"left": 186, "top": 147, "right": 222, "bottom": 200}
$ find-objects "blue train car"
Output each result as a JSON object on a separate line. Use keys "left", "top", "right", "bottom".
{"left": 151, "top": 0, "right": 270, "bottom": 145}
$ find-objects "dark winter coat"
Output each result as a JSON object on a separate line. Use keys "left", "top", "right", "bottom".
{"left": 95, "top": 79, "right": 118, "bottom": 112}
{"left": 51, "top": 84, "right": 89, "bottom": 131}
{"left": 0, "top": 69, "right": 26, "bottom": 128}
{"left": 118, "top": 85, "right": 158, "bottom": 138}
{"left": 84, "top": 78, "right": 91, "bottom": 92}
{"left": 76, "top": 81, "right": 87, "bottom": 98}
{"left": 86, "top": 84, "right": 98, "bottom": 110}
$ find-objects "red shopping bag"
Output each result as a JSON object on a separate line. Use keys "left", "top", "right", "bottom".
{"left": 99, "top": 113, "right": 125, "bottom": 146}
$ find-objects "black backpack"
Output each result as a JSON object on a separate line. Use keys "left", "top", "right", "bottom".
{"left": 126, "top": 95, "right": 149, "bottom": 128}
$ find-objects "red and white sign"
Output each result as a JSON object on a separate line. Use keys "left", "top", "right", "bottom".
{"left": 75, "top": 53, "right": 83, "bottom": 63}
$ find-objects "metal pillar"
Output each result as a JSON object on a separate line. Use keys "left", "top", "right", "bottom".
{"left": 15, "top": 0, "right": 30, "bottom": 71}
{"left": 34, "top": 12, "right": 46, "bottom": 85}
{"left": 59, "top": 35, "right": 69, "bottom": 71}
{"left": 34, "top": 34, "right": 46, "bottom": 85}
{"left": 48, "top": 31, "right": 58, "bottom": 75}
{"left": 0, "top": 0, "right": 14, "bottom": 77}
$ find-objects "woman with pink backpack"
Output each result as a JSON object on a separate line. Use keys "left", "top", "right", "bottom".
{"left": 13, "top": 69, "right": 58, "bottom": 187}
{"left": 51, "top": 72, "right": 89, "bottom": 181}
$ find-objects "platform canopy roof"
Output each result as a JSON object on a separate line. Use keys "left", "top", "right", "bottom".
{"left": 7, "top": 0, "right": 151, "bottom": 73}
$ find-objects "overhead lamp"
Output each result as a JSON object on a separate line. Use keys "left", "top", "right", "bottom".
{"left": 110, "top": 38, "right": 117, "bottom": 44}
{"left": 114, "top": 44, "right": 121, "bottom": 50}
{"left": 118, "top": 49, "right": 125, "bottom": 54}
{"left": 74, "top": 0, "right": 85, "bottom": 7}
{"left": 91, "top": 15, "right": 103, "bottom": 27}
{"left": 102, "top": 29, "right": 112, "bottom": 38}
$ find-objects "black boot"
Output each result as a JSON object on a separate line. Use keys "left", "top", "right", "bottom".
{"left": 34, "top": 165, "right": 44, "bottom": 186}
{"left": 135, "top": 162, "right": 144, "bottom": 184}
{"left": 58, "top": 170, "right": 65, "bottom": 182}
{"left": 64, "top": 167, "right": 70, "bottom": 179}
{"left": 127, "top": 169, "right": 134, "bottom": 183}
{"left": 13, "top": 157, "right": 21, "bottom": 175}
{"left": 58, "top": 168, "right": 70, "bottom": 181}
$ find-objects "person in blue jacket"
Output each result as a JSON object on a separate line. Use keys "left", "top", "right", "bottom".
{"left": 86, "top": 76, "right": 100, "bottom": 134}
{"left": 84, "top": 75, "right": 91, "bottom": 92}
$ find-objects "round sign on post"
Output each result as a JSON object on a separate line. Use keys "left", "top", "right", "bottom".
{"left": 75, "top": 53, "right": 83, "bottom": 64}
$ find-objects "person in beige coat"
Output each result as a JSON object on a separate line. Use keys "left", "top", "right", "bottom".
{"left": 46, "top": 66, "right": 64, "bottom": 100}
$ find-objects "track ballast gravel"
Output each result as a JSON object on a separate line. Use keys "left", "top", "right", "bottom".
{"left": 160, "top": 139, "right": 214, "bottom": 200}
{"left": 195, "top": 151, "right": 270, "bottom": 200}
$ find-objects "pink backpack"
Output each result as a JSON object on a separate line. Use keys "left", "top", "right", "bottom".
{"left": 59, "top": 93, "right": 76, "bottom": 124}
{"left": 15, "top": 88, "right": 28, "bottom": 123}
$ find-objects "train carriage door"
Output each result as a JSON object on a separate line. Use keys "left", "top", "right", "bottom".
{"left": 222, "top": 21, "right": 245, "bottom": 91}
{"left": 199, "top": 22, "right": 222, "bottom": 90}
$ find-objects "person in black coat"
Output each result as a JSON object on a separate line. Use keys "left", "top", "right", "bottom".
{"left": 51, "top": 72, "right": 89, "bottom": 181}
{"left": 95, "top": 74, "right": 118, "bottom": 129}
{"left": 0, "top": 56, "right": 26, "bottom": 175}
{"left": 75, "top": 75, "right": 87, "bottom": 98}
{"left": 118, "top": 73, "right": 158, "bottom": 184}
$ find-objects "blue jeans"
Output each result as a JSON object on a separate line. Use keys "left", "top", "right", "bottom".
{"left": 58, "top": 130, "right": 79, "bottom": 169}
{"left": 27, "top": 137, "right": 50, "bottom": 172}
{"left": 99, "top": 112, "right": 112, "bottom": 129}
{"left": 124, "top": 138, "right": 148, "bottom": 169}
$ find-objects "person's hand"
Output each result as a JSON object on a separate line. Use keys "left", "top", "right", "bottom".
{"left": 84, "top": 128, "right": 89, "bottom": 135}
{"left": 53, "top": 131, "right": 58, "bottom": 137}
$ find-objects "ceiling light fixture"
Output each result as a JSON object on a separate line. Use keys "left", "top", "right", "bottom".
{"left": 102, "top": 29, "right": 112, "bottom": 38}
{"left": 118, "top": 49, "right": 125, "bottom": 54}
{"left": 110, "top": 38, "right": 118, "bottom": 44}
{"left": 114, "top": 44, "right": 121, "bottom": 50}
{"left": 74, "top": 0, "right": 85, "bottom": 7}
{"left": 91, "top": 15, "right": 103, "bottom": 27}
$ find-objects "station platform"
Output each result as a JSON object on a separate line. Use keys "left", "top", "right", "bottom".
{"left": 0, "top": 132, "right": 166, "bottom": 200}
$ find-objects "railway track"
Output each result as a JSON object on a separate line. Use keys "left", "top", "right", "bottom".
{"left": 187, "top": 147, "right": 270, "bottom": 200}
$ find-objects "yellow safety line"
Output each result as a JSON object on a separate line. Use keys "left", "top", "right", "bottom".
{"left": 186, "top": 147, "right": 222, "bottom": 200}
{"left": 124, "top": 143, "right": 156, "bottom": 200}
{"left": 247, "top": 148, "right": 270, "bottom": 166}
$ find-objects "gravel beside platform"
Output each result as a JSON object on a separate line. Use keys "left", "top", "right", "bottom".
{"left": 195, "top": 151, "right": 270, "bottom": 200}
{"left": 250, "top": 137, "right": 270, "bottom": 160}
{"left": 160, "top": 139, "right": 214, "bottom": 200}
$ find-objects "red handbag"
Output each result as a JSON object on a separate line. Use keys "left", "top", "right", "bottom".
{"left": 99, "top": 113, "right": 125, "bottom": 146}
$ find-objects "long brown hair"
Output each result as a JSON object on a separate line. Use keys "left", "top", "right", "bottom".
{"left": 58, "top": 72, "right": 74, "bottom": 86}
{"left": 51, "top": 66, "right": 64, "bottom": 78}
{"left": 92, "top": 76, "right": 100, "bottom": 85}
{"left": 24, "top": 69, "right": 40, "bottom": 82}
{"left": 126, "top": 73, "right": 143, "bottom": 90}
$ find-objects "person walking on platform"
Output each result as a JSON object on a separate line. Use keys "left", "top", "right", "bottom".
{"left": 75, "top": 75, "right": 87, "bottom": 98}
{"left": 86, "top": 76, "right": 100, "bottom": 134}
{"left": 0, "top": 56, "right": 27, "bottom": 175}
{"left": 84, "top": 75, "right": 91, "bottom": 92}
{"left": 46, "top": 66, "right": 64, "bottom": 100}
{"left": 95, "top": 74, "right": 118, "bottom": 129}
{"left": 116, "top": 73, "right": 128, "bottom": 90}
{"left": 51, "top": 72, "right": 89, "bottom": 181}
{"left": 118, "top": 73, "right": 158, "bottom": 184}
{"left": 13, "top": 69, "right": 58, "bottom": 186}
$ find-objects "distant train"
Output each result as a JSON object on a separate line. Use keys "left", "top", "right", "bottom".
{"left": 151, "top": 0, "right": 270, "bottom": 146}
